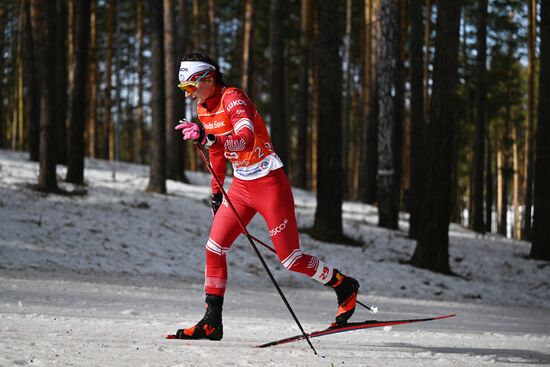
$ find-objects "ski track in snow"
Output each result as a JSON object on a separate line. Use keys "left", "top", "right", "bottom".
{"left": 0, "top": 149, "right": 549, "bottom": 366}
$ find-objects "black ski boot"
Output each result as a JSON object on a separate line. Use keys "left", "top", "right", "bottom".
{"left": 175, "top": 294, "right": 223, "bottom": 341}
{"left": 326, "top": 270, "right": 360, "bottom": 326}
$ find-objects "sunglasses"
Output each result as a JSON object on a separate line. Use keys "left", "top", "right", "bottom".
{"left": 178, "top": 69, "right": 212, "bottom": 94}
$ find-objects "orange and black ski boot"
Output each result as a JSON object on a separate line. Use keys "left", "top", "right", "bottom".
{"left": 326, "top": 270, "right": 360, "bottom": 326}
{"left": 174, "top": 294, "right": 223, "bottom": 341}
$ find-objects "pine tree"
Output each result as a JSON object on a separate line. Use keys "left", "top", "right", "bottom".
{"left": 269, "top": 0, "right": 289, "bottom": 168}
{"left": 410, "top": 0, "right": 463, "bottom": 274}
{"left": 295, "top": 0, "right": 311, "bottom": 189}
{"left": 357, "top": 0, "right": 375, "bottom": 203}
{"left": 471, "top": 0, "right": 488, "bottom": 233}
{"left": 136, "top": 0, "right": 146, "bottom": 164}
{"left": 146, "top": 0, "right": 166, "bottom": 193}
{"left": 342, "top": 0, "right": 353, "bottom": 199}
{"left": 31, "top": 0, "right": 58, "bottom": 192}
{"left": 54, "top": 0, "right": 68, "bottom": 165}
{"left": 523, "top": 0, "right": 537, "bottom": 240}
{"left": 87, "top": 0, "right": 98, "bottom": 158}
{"left": 241, "top": 0, "right": 255, "bottom": 96}
{"left": 164, "top": 0, "right": 184, "bottom": 181}
{"left": 359, "top": 0, "right": 379, "bottom": 206}
{"left": 66, "top": 0, "right": 91, "bottom": 184}
{"left": 377, "top": 0, "right": 400, "bottom": 229}
{"left": 408, "top": 0, "right": 424, "bottom": 239}
{"left": 207, "top": 0, "right": 217, "bottom": 59}
{"left": 22, "top": 0, "right": 39, "bottom": 161}
{"left": 174, "top": 0, "right": 190, "bottom": 181}
{"left": 0, "top": 3, "right": 4, "bottom": 148}
{"left": 312, "top": 0, "right": 345, "bottom": 243}
{"left": 531, "top": 0, "right": 550, "bottom": 260}
{"left": 103, "top": 0, "right": 115, "bottom": 160}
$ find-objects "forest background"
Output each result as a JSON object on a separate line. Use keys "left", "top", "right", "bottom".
{"left": 0, "top": 0, "right": 549, "bottom": 273}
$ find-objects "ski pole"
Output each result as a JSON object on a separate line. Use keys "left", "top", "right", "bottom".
{"left": 193, "top": 143, "right": 319, "bottom": 356}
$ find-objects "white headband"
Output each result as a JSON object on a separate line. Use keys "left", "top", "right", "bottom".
{"left": 178, "top": 61, "right": 216, "bottom": 83}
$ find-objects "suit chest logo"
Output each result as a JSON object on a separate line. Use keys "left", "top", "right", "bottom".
{"left": 203, "top": 120, "right": 226, "bottom": 130}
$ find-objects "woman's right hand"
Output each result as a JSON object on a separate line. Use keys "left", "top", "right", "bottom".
{"left": 211, "top": 193, "right": 223, "bottom": 217}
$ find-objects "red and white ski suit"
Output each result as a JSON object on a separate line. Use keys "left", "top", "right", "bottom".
{"left": 198, "top": 85, "right": 335, "bottom": 296}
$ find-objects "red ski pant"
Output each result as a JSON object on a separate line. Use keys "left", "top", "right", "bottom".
{"left": 204, "top": 168, "right": 334, "bottom": 296}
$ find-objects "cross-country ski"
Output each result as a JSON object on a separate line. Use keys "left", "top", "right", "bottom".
{"left": 256, "top": 314, "right": 456, "bottom": 348}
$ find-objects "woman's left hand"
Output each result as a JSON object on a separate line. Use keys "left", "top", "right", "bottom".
{"left": 175, "top": 120, "right": 206, "bottom": 144}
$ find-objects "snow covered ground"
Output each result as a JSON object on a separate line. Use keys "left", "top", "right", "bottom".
{"left": 1, "top": 149, "right": 549, "bottom": 366}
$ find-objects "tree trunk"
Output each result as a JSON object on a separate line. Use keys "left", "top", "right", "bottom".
{"left": 485, "top": 124, "right": 493, "bottom": 232}
{"left": 471, "top": 0, "right": 488, "bottom": 233}
{"left": 124, "top": 91, "right": 135, "bottom": 161}
{"left": 241, "top": 0, "right": 255, "bottom": 95}
{"left": 0, "top": 4, "right": 4, "bottom": 148}
{"left": 312, "top": 0, "right": 344, "bottom": 242}
{"left": 192, "top": 0, "right": 201, "bottom": 51}
{"left": 175, "top": 0, "right": 190, "bottom": 181}
{"left": 351, "top": 2, "right": 368, "bottom": 199}
{"left": 295, "top": 0, "right": 311, "bottom": 189}
{"left": 531, "top": 0, "right": 550, "bottom": 260}
{"left": 310, "top": 17, "right": 319, "bottom": 192}
{"left": 189, "top": 1, "right": 205, "bottom": 173}
{"left": 164, "top": 0, "right": 183, "bottom": 181}
{"left": 466, "top": 22, "right": 474, "bottom": 223}
{"left": 31, "top": 0, "right": 58, "bottom": 192}
{"left": 87, "top": 0, "right": 98, "bottom": 158}
{"left": 351, "top": 68, "right": 364, "bottom": 199}
{"left": 66, "top": 0, "right": 90, "bottom": 184}
{"left": 136, "top": 0, "right": 145, "bottom": 163}
{"left": 113, "top": 0, "right": 122, "bottom": 162}
{"left": 357, "top": 0, "right": 373, "bottom": 202}
{"left": 395, "top": 0, "right": 406, "bottom": 208}
{"left": 365, "top": 83, "right": 379, "bottom": 204}
{"left": 207, "top": 0, "right": 217, "bottom": 59}
{"left": 54, "top": 0, "right": 67, "bottom": 165}
{"left": 376, "top": 0, "right": 400, "bottom": 229}
{"left": 342, "top": 0, "right": 353, "bottom": 199}
{"left": 498, "top": 92, "right": 511, "bottom": 237}
{"left": 360, "top": 0, "right": 380, "bottom": 204}
{"left": 103, "top": 0, "right": 115, "bottom": 160}
{"left": 410, "top": 0, "right": 462, "bottom": 274}
{"left": 66, "top": 0, "right": 73, "bottom": 87}
{"left": 147, "top": 0, "right": 166, "bottom": 193}
{"left": 450, "top": 127, "right": 461, "bottom": 224}
{"left": 16, "top": 8, "right": 24, "bottom": 151}
{"left": 423, "top": 0, "right": 432, "bottom": 119}
{"left": 496, "top": 139, "right": 504, "bottom": 234}
{"left": 500, "top": 143, "right": 511, "bottom": 236}
{"left": 523, "top": 0, "right": 536, "bottom": 240}
{"left": 512, "top": 123, "right": 520, "bottom": 239}
{"left": 269, "top": 0, "right": 289, "bottom": 168}
{"left": 451, "top": 19, "right": 464, "bottom": 227}
{"left": 8, "top": 12, "right": 16, "bottom": 151}
{"left": 408, "top": 0, "right": 424, "bottom": 239}
{"left": 23, "top": 0, "right": 39, "bottom": 161}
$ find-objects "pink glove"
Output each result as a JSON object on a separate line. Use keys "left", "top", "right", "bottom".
{"left": 175, "top": 120, "right": 206, "bottom": 144}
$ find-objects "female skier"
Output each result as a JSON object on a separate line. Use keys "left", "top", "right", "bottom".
{"left": 172, "top": 53, "right": 360, "bottom": 340}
